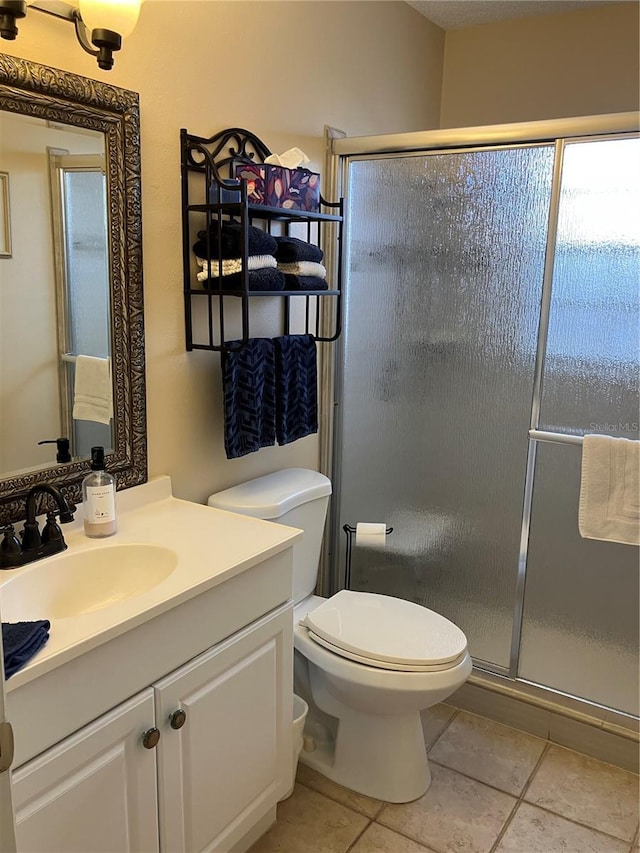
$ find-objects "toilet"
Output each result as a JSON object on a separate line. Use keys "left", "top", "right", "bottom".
{"left": 208, "top": 468, "right": 472, "bottom": 803}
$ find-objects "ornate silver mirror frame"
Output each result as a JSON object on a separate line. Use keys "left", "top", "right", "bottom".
{"left": 0, "top": 54, "right": 146, "bottom": 523}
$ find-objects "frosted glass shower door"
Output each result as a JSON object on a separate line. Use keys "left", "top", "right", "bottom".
{"left": 338, "top": 147, "right": 555, "bottom": 670}
{"left": 519, "top": 137, "right": 640, "bottom": 715}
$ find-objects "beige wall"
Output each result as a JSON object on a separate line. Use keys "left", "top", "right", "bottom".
{"left": 0, "top": 114, "right": 59, "bottom": 475}
{"left": 441, "top": 2, "right": 639, "bottom": 128}
{"left": 2, "top": 1, "right": 443, "bottom": 502}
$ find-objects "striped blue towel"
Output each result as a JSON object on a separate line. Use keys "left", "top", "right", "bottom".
{"left": 274, "top": 334, "right": 318, "bottom": 446}
{"left": 222, "top": 338, "right": 277, "bottom": 459}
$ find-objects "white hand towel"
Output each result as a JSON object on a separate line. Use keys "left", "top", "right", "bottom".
{"left": 579, "top": 435, "right": 639, "bottom": 546}
{"left": 195, "top": 254, "right": 277, "bottom": 282}
{"left": 72, "top": 355, "right": 113, "bottom": 426}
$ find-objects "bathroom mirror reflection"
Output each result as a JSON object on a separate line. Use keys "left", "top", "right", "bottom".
{"left": 0, "top": 55, "right": 146, "bottom": 523}
{"left": 0, "top": 112, "right": 113, "bottom": 479}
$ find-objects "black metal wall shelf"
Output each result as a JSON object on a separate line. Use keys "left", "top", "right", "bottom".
{"left": 188, "top": 202, "right": 342, "bottom": 223}
{"left": 187, "top": 289, "right": 341, "bottom": 298}
{"left": 180, "top": 127, "right": 344, "bottom": 353}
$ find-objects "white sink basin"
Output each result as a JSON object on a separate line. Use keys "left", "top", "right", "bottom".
{"left": 1, "top": 544, "right": 178, "bottom": 621}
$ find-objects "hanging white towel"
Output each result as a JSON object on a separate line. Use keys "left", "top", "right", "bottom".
{"left": 579, "top": 435, "right": 639, "bottom": 546}
{"left": 72, "top": 355, "right": 113, "bottom": 426}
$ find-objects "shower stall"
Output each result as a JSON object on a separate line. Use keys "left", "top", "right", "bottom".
{"left": 329, "top": 115, "right": 639, "bottom": 720}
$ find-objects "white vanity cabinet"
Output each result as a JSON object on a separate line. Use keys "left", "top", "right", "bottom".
{"left": 11, "top": 605, "right": 293, "bottom": 853}
{"left": 12, "top": 689, "right": 159, "bottom": 853}
{"left": 155, "top": 606, "right": 291, "bottom": 852}
{"left": 2, "top": 480, "right": 301, "bottom": 852}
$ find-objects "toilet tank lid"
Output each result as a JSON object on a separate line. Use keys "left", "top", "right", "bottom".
{"left": 208, "top": 468, "right": 331, "bottom": 519}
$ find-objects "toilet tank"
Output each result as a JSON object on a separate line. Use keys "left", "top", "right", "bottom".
{"left": 208, "top": 469, "right": 332, "bottom": 605}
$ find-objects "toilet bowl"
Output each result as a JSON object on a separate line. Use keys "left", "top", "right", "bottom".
{"left": 208, "top": 469, "right": 472, "bottom": 803}
{"left": 293, "top": 590, "right": 471, "bottom": 802}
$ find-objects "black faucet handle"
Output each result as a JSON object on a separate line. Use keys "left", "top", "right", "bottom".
{"left": 0, "top": 525, "right": 22, "bottom": 569}
{"left": 59, "top": 493, "right": 76, "bottom": 523}
{"left": 1, "top": 525, "right": 21, "bottom": 552}
{"left": 41, "top": 511, "right": 66, "bottom": 546}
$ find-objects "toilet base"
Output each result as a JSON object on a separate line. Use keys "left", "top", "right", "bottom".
{"left": 299, "top": 706, "right": 431, "bottom": 803}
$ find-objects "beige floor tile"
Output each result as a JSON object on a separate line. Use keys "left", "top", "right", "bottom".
{"left": 428, "top": 710, "right": 546, "bottom": 795}
{"left": 295, "top": 762, "right": 385, "bottom": 818}
{"left": 524, "top": 744, "right": 640, "bottom": 842}
{"left": 351, "top": 822, "right": 436, "bottom": 852}
{"left": 249, "top": 783, "right": 369, "bottom": 853}
{"left": 378, "top": 762, "right": 516, "bottom": 853}
{"left": 421, "top": 704, "right": 457, "bottom": 748}
{"left": 495, "top": 802, "right": 629, "bottom": 853}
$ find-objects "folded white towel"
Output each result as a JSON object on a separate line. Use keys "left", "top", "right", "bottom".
{"left": 72, "top": 355, "right": 113, "bottom": 426}
{"left": 195, "top": 255, "right": 277, "bottom": 281}
{"left": 579, "top": 435, "right": 639, "bottom": 546}
{"left": 277, "top": 261, "right": 327, "bottom": 279}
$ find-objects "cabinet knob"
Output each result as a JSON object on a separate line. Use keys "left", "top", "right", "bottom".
{"left": 169, "top": 708, "right": 187, "bottom": 730}
{"left": 142, "top": 727, "right": 160, "bottom": 749}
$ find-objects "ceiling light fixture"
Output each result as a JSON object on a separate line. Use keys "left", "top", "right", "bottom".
{"left": 0, "top": 0, "right": 142, "bottom": 71}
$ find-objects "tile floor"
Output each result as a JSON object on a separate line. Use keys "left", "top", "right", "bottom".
{"left": 250, "top": 705, "right": 640, "bottom": 853}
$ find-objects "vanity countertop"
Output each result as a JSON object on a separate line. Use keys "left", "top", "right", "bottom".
{"left": 0, "top": 476, "right": 301, "bottom": 691}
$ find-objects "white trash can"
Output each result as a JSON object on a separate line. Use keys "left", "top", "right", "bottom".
{"left": 280, "top": 694, "right": 308, "bottom": 800}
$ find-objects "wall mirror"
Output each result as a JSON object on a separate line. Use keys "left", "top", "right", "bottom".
{"left": 0, "top": 54, "right": 146, "bottom": 523}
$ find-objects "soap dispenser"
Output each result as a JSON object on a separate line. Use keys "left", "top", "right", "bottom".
{"left": 82, "top": 446, "right": 117, "bottom": 538}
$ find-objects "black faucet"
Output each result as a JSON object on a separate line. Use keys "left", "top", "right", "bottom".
{"left": 1, "top": 484, "right": 76, "bottom": 569}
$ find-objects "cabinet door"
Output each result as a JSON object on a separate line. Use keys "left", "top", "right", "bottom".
{"left": 12, "top": 689, "right": 159, "bottom": 853}
{"left": 0, "top": 621, "right": 17, "bottom": 853}
{"left": 155, "top": 606, "right": 292, "bottom": 853}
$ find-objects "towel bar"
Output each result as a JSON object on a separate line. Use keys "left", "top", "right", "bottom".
{"left": 529, "top": 429, "right": 583, "bottom": 446}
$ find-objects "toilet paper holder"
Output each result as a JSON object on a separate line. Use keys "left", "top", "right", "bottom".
{"left": 342, "top": 523, "right": 393, "bottom": 588}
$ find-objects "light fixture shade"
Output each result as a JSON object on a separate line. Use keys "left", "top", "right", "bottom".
{"left": 78, "top": 0, "right": 141, "bottom": 38}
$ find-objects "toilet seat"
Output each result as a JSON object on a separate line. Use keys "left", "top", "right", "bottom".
{"left": 305, "top": 630, "right": 466, "bottom": 672}
{"left": 301, "top": 589, "right": 468, "bottom": 672}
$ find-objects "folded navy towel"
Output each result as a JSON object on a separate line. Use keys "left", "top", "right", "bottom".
{"left": 273, "top": 334, "right": 318, "bottom": 446}
{"left": 283, "top": 274, "right": 329, "bottom": 292}
{"left": 193, "top": 222, "right": 277, "bottom": 260}
{"left": 222, "top": 338, "right": 277, "bottom": 459}
{"left": 2, "top": 620, "right": 50, "bottom": 679}
{"left": 274, "top": 236, "right": 324, "bottom": 264}
{"left": 203, "top": 267, "right": 285, "bottom": 292}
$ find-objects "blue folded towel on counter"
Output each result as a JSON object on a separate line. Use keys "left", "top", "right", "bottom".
{"left": 274, "top": 334, "right": 318, "bottom": 445}
{"left": 222, "top": 338, "right": 277, "bottom": 459}
{"left": 2, "top": 620, "right": 51, "bottom": 679}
